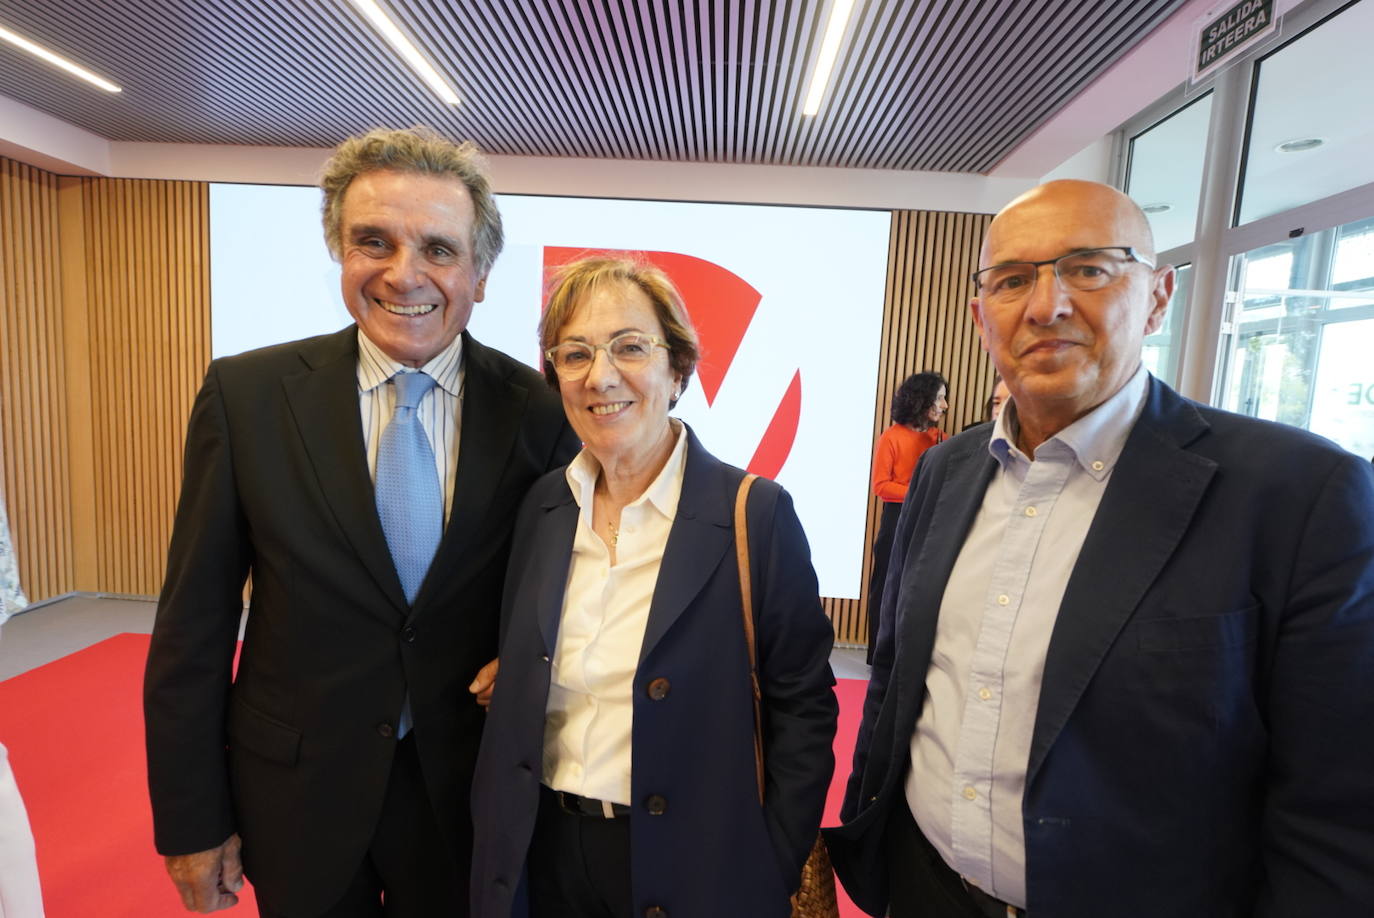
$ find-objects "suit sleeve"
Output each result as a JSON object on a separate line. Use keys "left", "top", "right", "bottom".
{"left": 1258, "top": 452, "right": 1374, "bottom": 912}
{"left": 755, "top": 487, "right": 839, "bottom": 883}
{"left": 143, "top": 363, "right": 251, "bottom": 856}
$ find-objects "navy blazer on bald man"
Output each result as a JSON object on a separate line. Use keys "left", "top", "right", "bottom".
{"left": 145, "top": 326, "right": 578, "bottom": 916}
{"left": 827, "top": 377, "right": 1374, "bottom": 917}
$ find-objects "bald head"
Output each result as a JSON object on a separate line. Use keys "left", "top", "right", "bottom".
{"left": 970, "top": 179, "right": 1173, "bottom": 453}
{"left": 982, "top": 180, "right": 1157, "bottom": 270}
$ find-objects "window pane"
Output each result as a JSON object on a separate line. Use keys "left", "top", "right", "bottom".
{"left": 1218, "top": 215, "right": 1374, "bottom": 456}
{"left": 1332, "top": 216, "right": 1374, "bottom": 298}
{"left": 1126, "top": 94, "right": 1212, "bottom": 252}
{"left": 1237, "top": 1, "right": 1374, "bottom": 224}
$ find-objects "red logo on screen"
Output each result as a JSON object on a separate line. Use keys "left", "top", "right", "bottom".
{"left": 543, "top": 247, "right": 801, "bottom": 479}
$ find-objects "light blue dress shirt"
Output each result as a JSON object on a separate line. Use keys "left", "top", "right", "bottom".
{"left": 906, "top": 366, "right": 1150, "bottom": 908}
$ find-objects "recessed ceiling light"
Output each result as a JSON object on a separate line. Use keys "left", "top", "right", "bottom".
{"left": 347, "top": 0, "right": 461, "bottom": 105}
{"left": 1274, "top": 137, "right": 1325, "bottom": 154}
{"left": 801, "top": 0, "right": 858, "bottom": 116}
{"left": 0, "top": 22, "right": 121, "bottom": 92}
{"left": 1142, "top": 203, "right": 1173, "bottom": 215}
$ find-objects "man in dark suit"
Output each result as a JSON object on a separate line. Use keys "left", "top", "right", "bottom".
{"left": 144, "top": 127, "right": 578, "bottom": 917}
{"left": 827, "top": 179, "right": 1374, "bottom": 917}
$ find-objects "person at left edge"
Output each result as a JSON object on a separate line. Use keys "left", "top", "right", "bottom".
{"left": 470, "top": 256, "right": 838, "bottom": 917}
{"left": 1, "top": 589, "right": 45, "bottom": 918}
{"left": 143, "top": 127, "right": 579, "bottom": 917}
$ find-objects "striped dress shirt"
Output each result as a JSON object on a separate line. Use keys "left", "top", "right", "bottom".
{"left": 356, "top": 330, "right": 464, "bottom": 524}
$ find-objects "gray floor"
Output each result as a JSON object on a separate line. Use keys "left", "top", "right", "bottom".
{"left": 0, "top": 594, "right": 160, "bottom": 681}
{"left": 0, "top": 594, "right": 872, "bottom": 682}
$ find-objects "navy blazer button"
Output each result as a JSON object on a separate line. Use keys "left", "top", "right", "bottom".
{"left": 646, "top": 677, "right": 670, "bottom": 700}
{"left": 376, "top": 723, "right": 394, "bottom": 738}
{"left": 644, "top": 908, "right": 667, "bottom": 918}
{"left": 401, "top": 626, "right": 417, "bottom": 642}
{"left": 645, "top": 794, "right": 667, "bottom": 815}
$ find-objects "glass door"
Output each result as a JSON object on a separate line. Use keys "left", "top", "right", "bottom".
{"left": 1218, "top": 216, "right": 1374, "bottom": 458}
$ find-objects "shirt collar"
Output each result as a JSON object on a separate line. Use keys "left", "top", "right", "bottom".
{"left": 356, "top": 329, "right": 465, "bottom": 396}
{"left": 989, "top": 364, "right": 1150, "bottom": 480}
{"left": 565, "top": 420, "right": 689, "bottom": 521}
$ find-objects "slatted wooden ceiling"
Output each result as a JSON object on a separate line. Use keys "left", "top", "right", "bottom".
{"left": 1, "top": 0, "right": 1186, "bottom": 174}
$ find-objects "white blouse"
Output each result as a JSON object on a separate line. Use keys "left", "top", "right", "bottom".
{"left": 542, "top": 423, "right": 689, "bottom": 805}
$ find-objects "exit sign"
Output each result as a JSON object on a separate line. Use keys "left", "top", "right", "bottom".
{"left": 1193, "top": 0, "right": 1277, "bottom": 83}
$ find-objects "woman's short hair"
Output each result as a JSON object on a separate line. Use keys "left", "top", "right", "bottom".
{"left": 539, "top": 255, "right": 700, "bottom": 401}
{"left": 319, "top": 126, "right": 504, "bottom": 275}
{"left": 891, "top": 371, "right": 948, "bottom": 428}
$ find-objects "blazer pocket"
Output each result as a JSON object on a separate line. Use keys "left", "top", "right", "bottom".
{"left": 228, "top": 696, "right": 302, "bottom": 766}
{"left": 1133, "top": 604, "right": 1260, "bottom": 653}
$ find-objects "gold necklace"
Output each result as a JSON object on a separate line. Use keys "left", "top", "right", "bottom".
{"left": 607, "top": 519, "right": 619, "bottom": 548}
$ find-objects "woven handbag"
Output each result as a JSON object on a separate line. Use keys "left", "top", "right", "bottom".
{"left": 734, "top": 474, "right": 840, "bottom": 918}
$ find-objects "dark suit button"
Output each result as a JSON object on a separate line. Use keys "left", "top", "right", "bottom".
{"left": 401, "top": 626, "right": 417, "bottom": 643}
{"left": 376, "top": 723, "right": 394, "bottom": 738}
{"left": 519, "top": 761, "right": 533, "bottom": 774}
{"left": 541, "top": 654, "right": 550, "bottom": 663}
{"left": 646, "top": 677, "right": 670, "bottom": 701}
{"left": 645, "top": 907, "right": 667, "bottom": 918}
{"left": 645, "top": 794, "right": 667, "bottom": 815}
{"left": 495, "top": 877, "right": 508, "bottom": 890}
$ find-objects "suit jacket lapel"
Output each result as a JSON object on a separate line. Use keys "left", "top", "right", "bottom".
{"left": 282, "top": 326, "right": 408, "bottom": 613}
{"left": 1027, "top": 380, "right": 1216, "bottom": 784}
{"left": 889, "top": 436, "right": 998, "bottom": 759}
{"left": 638, "top": 428, "right": 733, "bottom": 664}
{"left": 414, "top": 334, "right": 529, "bottom": 611}
{"left": 534, "top": 495, "right": 579, "bottom": 656}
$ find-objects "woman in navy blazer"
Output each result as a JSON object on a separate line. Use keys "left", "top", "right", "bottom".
{"left": 470, "top": 256, "right": 837, "bottom": 917}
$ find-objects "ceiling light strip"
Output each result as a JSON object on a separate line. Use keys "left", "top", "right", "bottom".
{"left": 800, "top": 0, "right": 856, "bottom": 116}
{"left": 0, "top": 22, "right": 121, "bottom": 92}
{"left": 347, "top": 0, "right": 461, "bottom": 105}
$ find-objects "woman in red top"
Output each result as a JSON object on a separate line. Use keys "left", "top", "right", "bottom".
{"left": 866, "top": 371, "right": 947, "bottom": 663}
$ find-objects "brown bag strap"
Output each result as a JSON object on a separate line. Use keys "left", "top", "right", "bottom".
{"left": 734, "top": 473, "right": 765, "bottom": 805}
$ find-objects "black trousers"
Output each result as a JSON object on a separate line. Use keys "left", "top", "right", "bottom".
{"left": 527, "top": 785, "right": 633, "bottom": 918}
{"left": 866, "top": 502, "right": 903, "bottom": 663}
{"left": 255, "top": 734, "right": 461, "bottom": 918}
{"left": 886, "top": 804, "right": 1023, "bottom": 918}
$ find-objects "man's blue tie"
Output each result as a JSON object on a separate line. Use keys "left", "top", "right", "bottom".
{"left": 375, "top": 371, "right": 442, "bottom": 739}
{"left": 376, "top": 371, "right": 443, "bottom": 606}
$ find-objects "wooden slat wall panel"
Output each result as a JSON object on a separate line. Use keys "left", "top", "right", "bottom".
{"left": 80, "top": 177, "right": 209, "bottom": 596}
{"left": 0, "top": 157, "right": 76, "bottom": 601}
{"left": 823, "top": 210, "right": 995, "bottom": 647}
{"left": 1, "top": 155, "right": 210, "bottom": 603}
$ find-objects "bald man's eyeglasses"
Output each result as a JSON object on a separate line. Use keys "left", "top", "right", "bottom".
{"left": 972, "top": 247, "right": 1156, "bottom": 304}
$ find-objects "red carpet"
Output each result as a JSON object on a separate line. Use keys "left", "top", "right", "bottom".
{"left": 0, "top": 634, "right": 870, "bottom": 917}
{"left": 0, "top": 634, "right": 259, "bottom": 917}
{"left": 828, "top": 678, "right": 870, "bottom": 918}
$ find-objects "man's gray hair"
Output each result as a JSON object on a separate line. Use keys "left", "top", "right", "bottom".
{"left": 319, "top": 126, "right": 504, "bottom": 275}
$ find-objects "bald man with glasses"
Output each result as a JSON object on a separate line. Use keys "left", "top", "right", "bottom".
{"left": 827, "top": 180, "right": 1374, "bottom": 917}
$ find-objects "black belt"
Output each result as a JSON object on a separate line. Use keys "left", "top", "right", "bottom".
{"left": 904, "top": 806, "right": 1024, "bottom": 918}
{"left": 958, "top": 876, "right": 1023, "bottom": 918}
{"left": 544, "top": 785, "right": 631, "bottom": 819}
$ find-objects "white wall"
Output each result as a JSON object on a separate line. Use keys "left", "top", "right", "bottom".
{"left": 1039, "top": 136, "right": 1115, "bottom": 185}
